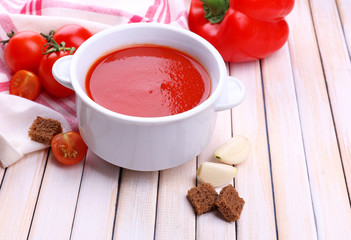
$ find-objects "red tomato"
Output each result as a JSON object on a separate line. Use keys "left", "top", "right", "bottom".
{"left": 9, "top": 70, "right": 41, "bottom": 100}
{"left": 38, "top": 51, "right": 74, "bottom": 97}
{"left": 4, "top": 31, "right": 46, "bottom": 73}
{"left": 51, "top": 131, "right": 88, "bottom": 165}
{"left": 53, "top": 24, "right": 92, "bottom": 49}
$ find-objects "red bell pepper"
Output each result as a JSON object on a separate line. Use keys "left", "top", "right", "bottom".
{"left": 188, "top": 0, "right": 295, "bottom": 62}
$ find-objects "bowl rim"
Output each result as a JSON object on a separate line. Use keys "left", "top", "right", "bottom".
{"left": 70, "top": 22, "right": 227, "bottom": 124}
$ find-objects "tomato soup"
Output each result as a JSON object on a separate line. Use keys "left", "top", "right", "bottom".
{"left": 85, "top": 45, "right": 211, "bottom": 117}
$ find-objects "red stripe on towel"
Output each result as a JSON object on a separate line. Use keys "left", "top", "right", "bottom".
{"left": 0, "top": 81, "right": 10, "bottom": 92}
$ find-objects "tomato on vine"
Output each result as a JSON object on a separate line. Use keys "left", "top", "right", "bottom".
{"left": 38, "top": 24, "right": 92, "bottom": 98}
{"left": 53, "top": 24, "right": 92, "bottom": 49}
{"left": 2, "top": 31, "right": 46, "bottom": 73}
{"left": 38, "top": 37, "right": 76, "bottom": 98}
{"left": 2, "top": 25, "right": 92, "bottom": 98}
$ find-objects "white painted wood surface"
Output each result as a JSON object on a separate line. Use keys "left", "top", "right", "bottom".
{"left": 336, "top": 0, "right": 351, "bottom": 53}
{"left": 0, "top": 150, "right": 47, "bottom": 240}
{"left": 0, "top": 0, "right": 351, "bottom": 239}
{"left": 287, "top": 0, "right": 351, "bottom": 239}
{"left": 262, "top": 44, "right": 317, "bottom": 239}
{"left": 28, "top": 152, "right": 84, "bottom": 240}
{"left": 70, "top": 151, "right": 120, "bottom": 240}
{"left": 155, "top": 158, "right": 196, "bottom": 240}
{"left": 310, "top": 0, "right": 351, "bottom": 198}
{"left": 230, "top": 61, "right": 277, "bottom": 240}
{"left": 113, "top": 170, "right": 158, "bottom": 239}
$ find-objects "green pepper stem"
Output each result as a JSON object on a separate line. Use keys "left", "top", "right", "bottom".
{"left": 201, "top": 0, "right": 228, "bottom": 16}
{"left": 201, "top": 0, "right": 229, "bottom": 24}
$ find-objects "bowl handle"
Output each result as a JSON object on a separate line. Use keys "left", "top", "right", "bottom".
{"left": 52, "top": 55, "right": 74, "bottom": 90}
{"left": 214, "top": 76, "right": 246, "bottom": 112}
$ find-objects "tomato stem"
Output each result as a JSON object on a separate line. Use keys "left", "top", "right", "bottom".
{"left": 41, "top": 36, "right": 76, "bottom": 55}
{"left": 40, "top": 30, "right": 55, "bottom": 42}
{"left": 0, "top": 30, "right": 15, "bottom": 45}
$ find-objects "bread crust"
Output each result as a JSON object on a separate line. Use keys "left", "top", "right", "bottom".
{"left": 186, "top": 183, "right": 218, "bottom": 215}
{"left": 216, "top": 184, "right": 245, "bottom": 222}
{"left": 28, "top": 116, "right": 63, "bottom": 144}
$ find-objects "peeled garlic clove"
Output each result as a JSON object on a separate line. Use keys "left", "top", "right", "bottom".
{"left": 197, "top": 162, "right": 238, "bottom": 187}
{"left": 214, "top": 135, "right": 251, "bottom": 165}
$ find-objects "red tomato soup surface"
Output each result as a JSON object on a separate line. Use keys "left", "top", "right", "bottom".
{"left": 85, "top": 45, "right": 211, "bottom": 117}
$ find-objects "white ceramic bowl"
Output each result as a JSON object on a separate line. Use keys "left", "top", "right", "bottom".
{"left": 52, "top": 23, "right": 245, "bottom": 171}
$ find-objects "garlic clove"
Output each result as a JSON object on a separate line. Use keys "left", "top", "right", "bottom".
{"left": 214, "top": 135, "right": 251, "bottom": 165}
{"left": 197, "top": 162, "right": 238, "bottom": 187}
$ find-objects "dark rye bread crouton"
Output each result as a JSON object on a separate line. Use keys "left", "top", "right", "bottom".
{"left": 186, "top": 183, "right": 218, "bottom": 215}
{"left": 216, "top": 184, "right": 245, "bottom": 222}
{"left": 28, "top": 116, "right": 63, "bottom": 144}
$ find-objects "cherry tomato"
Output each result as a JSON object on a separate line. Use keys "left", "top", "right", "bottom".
{"left": 9, "top": 70, "right": 41, "bottom": 100}
{"left": 51, "top": 131, "right": 88, "bottom": 165}
{"left": 4, "top": 31, "right": 46, "bottom": 73}
{"left": 38, "top": 51, "right": 74, "bottom": 97}
{"left": 53, "top": 24, "right": 92, "bottom": 49}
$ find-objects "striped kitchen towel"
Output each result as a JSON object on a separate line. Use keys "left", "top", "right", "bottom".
{"left": 0, "top": 0, "right": 189, "bottom": 167}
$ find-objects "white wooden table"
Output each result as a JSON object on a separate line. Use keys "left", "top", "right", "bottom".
{"left": 1, "top": 0, "right": 351, "bottom": 239}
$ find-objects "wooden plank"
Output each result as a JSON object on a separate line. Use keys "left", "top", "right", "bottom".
{"left": 113, "top": 170, "right": 158, "bottom": 239}
{"left": 287, "top": 0, "right": 351, "bottom": 239}
{"left": 230, "top": 61, "right": 277, "bottom": 239}
{"left": 261, "top": 44, "right": 317, "bottom": 239}
{"left": 0, "top": 149, "right": 47, "bottom": 240}
{"left": 70, "top": 151, "right": 120, "bottom": 240}
{"left": 28, "top": 151, "right": 84, "bottom": 240}
{"left": 335, "top": 0, "right": 351, "bottom": 53}
{"left": 309, "top": 0, "right": 351, "bottom": 197}
{"left": 155, "top": 158, "right": 196, "bottom": 240}
{"left": 196, "top": 110, "right": 236, "bottom": 239}
{"left": 288, "top": 0, "right": 351, "bottom": 239}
